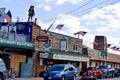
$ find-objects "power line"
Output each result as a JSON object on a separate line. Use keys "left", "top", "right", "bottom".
{"left": 53, "top": 0, "right": 119, "bottom": 21}
{"left": 41, "top": 0, "right": 119, "bottom": 22}
{"left": 54, "top": 0, "right": 110, "bottom": 21}
{"left": 41, "top": 0, "right": 94, "bottom": 22}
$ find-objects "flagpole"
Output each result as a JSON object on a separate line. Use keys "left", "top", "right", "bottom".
{"left": 78, "top": 34, "right": 80, "bottom": 39}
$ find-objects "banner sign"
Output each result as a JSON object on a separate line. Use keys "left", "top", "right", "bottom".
{"left": 53, "top": 54, "right": 89, "bottom": 62}
{"left": 0, "top": 38, "right": 35, "bottom": 50}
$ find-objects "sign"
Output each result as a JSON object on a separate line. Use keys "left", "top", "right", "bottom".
{"left": 0, "top": 38, "right": 35, "bottom": 50}
{"left": 36, "top": 35, "right": 49, "bottom": 42}
{"left": 101, "top": 50, "right": 107, "bottom": 56}
{"left": 53, "top": 54, "right": 89, "bottom": 62}
{"left": 39, "top": 53, "right": 48, "bottom": 58}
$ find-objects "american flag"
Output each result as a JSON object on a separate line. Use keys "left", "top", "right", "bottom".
{"left": 107, "top": 44, "right": 111, "bottom": 48}
{"left": 4, "top": 10, "right": 12, "bottom": 24}
{"left": 56, "top": 24, "right": 64, "bottom": 30}
{"left": 74, "top": 31, "right": 87, "bottom": 36}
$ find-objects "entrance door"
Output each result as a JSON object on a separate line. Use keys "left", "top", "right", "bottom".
{"left": 10, "top": 54, "right": 26, "bottom": 77}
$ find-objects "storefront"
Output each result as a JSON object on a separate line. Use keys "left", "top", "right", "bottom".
{"left": 0, "top": 37, "right": 35, "bottom": 77}
{"left": 38, "top": 49, "right": 89, "bottom": 76}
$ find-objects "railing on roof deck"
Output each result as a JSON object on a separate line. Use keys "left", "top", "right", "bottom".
{"left": 0, "top": 31, "right": 30, "bottom": 42}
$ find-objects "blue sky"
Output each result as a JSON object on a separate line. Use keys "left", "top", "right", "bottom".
{"left": 1, "top": 0, "right": 120, "bottom": 54}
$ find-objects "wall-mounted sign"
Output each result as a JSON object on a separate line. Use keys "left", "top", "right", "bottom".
{"left": 53, "top": 54, "right": 89, "bottom": 62}
{"left": 39, "top": 53, "right": 48, "bottom": 58}
{"left": 0, "top": 38, "right": 35, "bottom": 50}
{"left": 36, "top": 35, "right": 49, "bottom": 42}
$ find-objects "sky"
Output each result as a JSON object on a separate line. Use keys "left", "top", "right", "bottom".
{"left": 1, "top": 0, "right": 120, "bottom": 54}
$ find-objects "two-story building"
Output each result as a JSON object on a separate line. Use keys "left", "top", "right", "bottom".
{"left": 32, "top": 23, "right": 90, "bottom": 77}
{"left": 0, "top": 22, "right": 35, "bottom": 77}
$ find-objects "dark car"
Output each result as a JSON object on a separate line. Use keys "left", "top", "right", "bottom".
{"left": 44, "top": 64, "right": 77, "bottom": 80}
{"left": 99, "top": 65, "right": 115, "bottom": 78}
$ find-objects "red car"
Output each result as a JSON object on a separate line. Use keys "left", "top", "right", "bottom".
{"left": 82, "top": 66, "right": 102, "bottom": 80}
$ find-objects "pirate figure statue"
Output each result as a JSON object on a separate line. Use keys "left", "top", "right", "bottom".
{"left": 28, "top": 5, "right": 35, "bottom": 22}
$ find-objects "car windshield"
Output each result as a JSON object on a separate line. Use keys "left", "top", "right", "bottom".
{"left": 99, "top": 66, "right": 108, "bottom": 69}
{"left": 88, "top": 67, "right": 96, "bottom": 71}
{"left": 49, "top": 65, "right": 65, "bottom": 71}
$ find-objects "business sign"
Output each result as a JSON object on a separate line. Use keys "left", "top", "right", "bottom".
{"left": 53, "top": 54, "right": 89, "bottom": 62}
{"left": 36, "top": 35, "right": 49, "bottom": 42}
{"left": 39, "top": 53, "right": 48, "bottom": 58}
{"left": 0, "top": 38, "right": 35, "bottom": 50}
{"left": 101, "top": 50, "right": 107, "bottom": 56}
{"left": 0, "top": 8, "right": 5, "bottom": 22}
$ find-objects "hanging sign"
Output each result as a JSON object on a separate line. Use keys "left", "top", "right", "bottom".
{"left": 36, "top": 35, "right": 49, "bottom": 42}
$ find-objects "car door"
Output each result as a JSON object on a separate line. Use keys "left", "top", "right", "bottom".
{"left": 68, "top": 67, "right": 76, "bottom": 79}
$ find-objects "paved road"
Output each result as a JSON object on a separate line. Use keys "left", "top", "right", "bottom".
{"left": 6, "top": 77, "right": 120, "bottom": 80}
{"left": 6, "top": 76, "right": 81, "bottom": 80}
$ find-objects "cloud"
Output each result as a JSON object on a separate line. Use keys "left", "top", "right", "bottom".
{"left": 44, "top": 5, "right": 51, "bottom": 11}
{"left": 56, "top": 0, "right": 83, "bottom": 5}
{"left": 81, "top": 2, "right": 120, "bottom": 31}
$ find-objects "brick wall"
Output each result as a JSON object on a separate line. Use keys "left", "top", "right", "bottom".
{"left": 88, "top": 48, "right": 120, "bottom": 63}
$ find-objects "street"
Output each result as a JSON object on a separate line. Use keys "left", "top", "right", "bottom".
{"left": 6, "top": 77, "right": 120, "bottom": 80}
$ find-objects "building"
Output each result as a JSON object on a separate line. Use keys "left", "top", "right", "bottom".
{"left": 88, "top": 48, "right": 120, "bottom": 68}
{"left": 32, "top": 23, "right": 90, "bottom": 76}
{"left": 0, "top": 22, "right": 35, "bottom": 77}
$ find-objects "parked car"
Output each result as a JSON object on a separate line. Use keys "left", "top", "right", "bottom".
{"left": 82, "top": 66, "right": 102, "bottom": 80}
{"left": 99, "top": 65, "right": 115, "bottom": 78}
{"left": 0, "top": 58, "right": 8, "bottom": 80}
{"left": 43, "top": 64, "right": 77, "bottom": 80}
{"left": 114, "top": 68, "right": 120, "bottom": 77}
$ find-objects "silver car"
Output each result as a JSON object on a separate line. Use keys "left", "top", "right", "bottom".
{"left": 0, "top": 58, "right": 8, "bottom": 80}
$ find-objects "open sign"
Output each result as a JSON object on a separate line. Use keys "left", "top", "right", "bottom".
{"left": 36, "top": 35, "right": 49, "bottom": 42}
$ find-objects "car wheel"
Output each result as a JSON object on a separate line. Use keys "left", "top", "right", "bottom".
{"left": 73, "top": 76, "right": 76, "bottom": 80}
{"left": 62, "top": 76, "right": 65, "bottom": 80}
{"left": 0, "top": 75, "right": 4, "bottom": 80}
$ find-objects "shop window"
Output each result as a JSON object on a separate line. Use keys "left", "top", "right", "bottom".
{"left": 73, "top": 43, "right": 78, "bottom": 52}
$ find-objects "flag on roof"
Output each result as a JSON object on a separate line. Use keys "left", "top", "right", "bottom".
{"left": 74, "top": 31, "right": 87, "bottom": 36}
{"left": 110, "top": 46, "right": 117, "bottom": 51}
{"left": 107, "top": 44, "right": 111, "bottom": 48}
{"left": 56, "top": 24, "right": 64, "bottom": 30}
{"left": 4, "top": 10, "right": 12, "bottom": 24}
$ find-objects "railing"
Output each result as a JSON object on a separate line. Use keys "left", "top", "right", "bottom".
{"left": 0, "top": 31, "right": 30, "bottom": 42}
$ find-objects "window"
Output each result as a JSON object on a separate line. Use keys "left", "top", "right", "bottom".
{"left": 47, "top": 39, "right": 52, "bottom": 47}
{"left": 73, "top": 43, "right": 78, "bottom": 51}
{"left": 60, "top": 37, "right": 67, "bottom": 51}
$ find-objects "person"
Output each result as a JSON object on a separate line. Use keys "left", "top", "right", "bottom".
{"left": 10, "top": 28, "right": 15, "bottom": 33}
{"left": 28, "top": 5, "right": 35, "bottom": 22}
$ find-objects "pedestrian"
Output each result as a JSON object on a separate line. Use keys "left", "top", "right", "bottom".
{"left": 28, "top": 5, "right": 35, "bottom": 22}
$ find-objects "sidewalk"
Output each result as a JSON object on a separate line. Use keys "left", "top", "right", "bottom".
{"left": 6, "top": 76, "right": 82, "bottom": 80}
{"left": 6, "top": 77, "right": 43, "bottom": 80}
